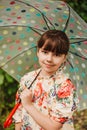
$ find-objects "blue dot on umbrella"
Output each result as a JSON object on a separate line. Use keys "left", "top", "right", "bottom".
{"left": 0, "top": 35, "right": 3, "bottom": 40}
{"left": 36, "top": 13, "right": 41, "bottom": 17}
{"left": 26, "top": 14, "right": 31, "bottom": 18}
{"left": 34, "top": 57, "right": 38, "bottom": 61}
{"left": 63, "top": 14, "right": 68, "bottom": 19}
{"left": 71, "top": 44, "right": 76, "bottom": 48}
{"left": 70, "top": 17, "right": 75, "bottom": 22}
{"left": 83, "top": 95, "right": 87, "bottom": 99}
{"left": 16, "top": 75, "right": 21, "bottom": 80}
{"left": 54, "top": 8, "right": 60, "bottom": 12}
{"left": 0, "top": 19, "right": 3, "bottom": 23}
{"left": 81, "top": 72, "right": 86, "bottom": 78}
{"left": 17, "top": 67, "right": 22, "bottom": 71}
{"left": 74, "top": 67, "right": 79, "bottom": 72}
{"left": 6, "top": 8, "right": 11, "bottom": 11}
{"left": 31, "top": 43, "right": 36, "bottom": 47}
{"left": 20, "top": 34, "right": 25, "bottom": 39}
{"left": 5, "top": 50, "right": 9, "bottom": 55}
{"left": 42, "top": 11, "right": 46, "bottom": 15}
{"left": 70, "top": 67, "right": 74, "bottom": 72}
{"left": 26, "top": 27, "right": 31, "bottom": 32}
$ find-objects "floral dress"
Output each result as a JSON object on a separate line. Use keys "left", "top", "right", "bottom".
{"left": 13, "top": 69, "right": 78, "bottom": 130}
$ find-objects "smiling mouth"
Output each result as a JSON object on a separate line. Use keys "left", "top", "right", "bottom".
{"left": 45, "top": 63, "right": 54, "bottom": 68}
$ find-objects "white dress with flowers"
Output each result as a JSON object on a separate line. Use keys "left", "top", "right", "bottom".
{"left": 13, "top": 69, "right": 78, "bottom": 130}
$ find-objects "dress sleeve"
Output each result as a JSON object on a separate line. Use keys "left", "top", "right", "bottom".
{"left": 48, "top": 79, "right": 79, "bottom": 124}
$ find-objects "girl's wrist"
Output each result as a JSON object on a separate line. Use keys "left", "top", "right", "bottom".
{"left": 24, "top": 103, "right": 34, "bottom": 113}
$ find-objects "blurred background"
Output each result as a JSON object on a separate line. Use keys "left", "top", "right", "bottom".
{"left": 0, "top": 0, "right": 87, "bottom": 129}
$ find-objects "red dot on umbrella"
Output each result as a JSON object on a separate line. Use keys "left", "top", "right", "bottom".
{"left": 16, "top": 40, "right": 20, "bottom": 44}
{"left": 17, "top": 47, "right": 22, "bottom": 51}
{"left": 13, "top": 21, "right": 17, "bottom": 24}
{"left": 7, "top": 56, "right": 11, "bottom": 59}
{"left": 7, "top": 18, "right": 12, "bottom": 21}
{"left": 84, "top": 41, "right": 87, "bottom": 45}
{"left": 9, "top": 45, "right": 14, "bottom": 50}
{"left": 17, "top": 16, "right": 21, "bottom": 19}
{"left": 10, "top": 1, "right": 15, "bottom": 5}
{"left": 11, "top": 12, "right": 16, "bottom": 15}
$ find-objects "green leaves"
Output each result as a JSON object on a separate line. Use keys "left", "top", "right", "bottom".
{"left": 0, "top": 74, "right": 4, "bottom": 85}
{"left": 67, "top": 0, "right": 87, "bottom": 22}
{"left": 5, "top": 73, "right": 14, "bottom": 83}
{"left": 0, "top": 69, "right": 18, "bottom": 130}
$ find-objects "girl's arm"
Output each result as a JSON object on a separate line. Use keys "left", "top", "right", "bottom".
{"left": 20, "top": 88, "right": 63, "bottom": 130}
{"left": 25, "top": 104, "right": 62, "bottom": 130}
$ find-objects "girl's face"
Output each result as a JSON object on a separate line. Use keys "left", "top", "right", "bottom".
{"left": 37, "top": 48, "right": 66, "bottom": 76}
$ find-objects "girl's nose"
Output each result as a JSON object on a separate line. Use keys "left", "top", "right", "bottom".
{"left": 46, "top": 53, "right": 53, "bottom": 61}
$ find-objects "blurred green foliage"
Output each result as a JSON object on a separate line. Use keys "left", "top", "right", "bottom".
{"left": 0, "top": 69, "right": 18, "bottom": 129}
{"left": 67, "top": 0, "right": 87, "bottom": 22}
{"left": 0, "top": 0, "right": 87, "bottom": 130}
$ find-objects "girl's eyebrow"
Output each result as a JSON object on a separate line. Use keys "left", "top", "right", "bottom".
{"left": 41, "top": 49, "right": 48, "bottom": 52}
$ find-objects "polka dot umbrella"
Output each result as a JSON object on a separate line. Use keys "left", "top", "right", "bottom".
{"left": 0, "top": 0, "right": 87, "bottom": 110}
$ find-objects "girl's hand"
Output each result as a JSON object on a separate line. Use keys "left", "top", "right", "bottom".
{"left": 20, "top": 88, "right": 33, "bottom": 108}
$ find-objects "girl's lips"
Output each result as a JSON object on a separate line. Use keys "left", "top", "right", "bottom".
{"left": 45, "top": 63, "right": 54, "bottom": 68}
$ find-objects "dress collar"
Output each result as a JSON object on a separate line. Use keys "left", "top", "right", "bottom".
{"left": 37, "top": 68, "right": 63, "bottom": 80}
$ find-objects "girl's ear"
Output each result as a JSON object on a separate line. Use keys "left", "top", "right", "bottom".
{"left": 63, "top": 55, "right": 67, "bottom": 62}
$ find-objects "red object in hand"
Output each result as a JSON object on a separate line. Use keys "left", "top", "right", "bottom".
{"left": 4, "top": 102, "right": 20, "bottom": 128}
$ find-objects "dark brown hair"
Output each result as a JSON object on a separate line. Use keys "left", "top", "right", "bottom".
{"left": 37, "top": 30, "right": 70, "bottom": 56}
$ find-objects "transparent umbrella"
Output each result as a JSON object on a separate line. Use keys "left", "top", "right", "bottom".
{"left": 0, "top": 0, "right": 87, "bottom": 120}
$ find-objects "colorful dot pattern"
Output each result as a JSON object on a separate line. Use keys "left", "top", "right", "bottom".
{"left": 0, "top": 0, "right": 87, "bottom": 110}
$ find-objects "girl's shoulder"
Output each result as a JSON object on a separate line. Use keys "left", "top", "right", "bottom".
{"left": 55, "top": 71, "right": 70, "bottom": 84}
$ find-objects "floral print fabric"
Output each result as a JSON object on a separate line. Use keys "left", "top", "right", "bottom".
{"left": 13, "top": 69, "right": 78, "bottom": 130}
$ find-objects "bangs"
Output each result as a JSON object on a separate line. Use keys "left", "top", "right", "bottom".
{"left": 42, "top": 39, "right": 68, "bottom": 55}
{"left": 37, "top": 30, "right": 70, "bottom": 55}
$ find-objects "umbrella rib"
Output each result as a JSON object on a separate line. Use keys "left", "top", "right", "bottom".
{"left": 70, "top": 39, "right": 87, "bottom": 44}
{"left": 62, "top": 4, "right": 70, "bottom": 32}
{"left": 69, "top": 51, "right": 87, "bottom": 60}
{"left": 1, "top": 25, "right": 87, "bottom": 41}
{"left": 41, "top": 13, "right": 55, "bottom": 30}
{"left": 0, "top": 46, "right": 37, "bottom": 68}
{"left": 15, "top": 0, "right": 55, "bottom": 30}
{"left": 0, "top": 25, "right": 45, "bottom": 35}
{"left": 66, "top": 59, "right": 74, "bottom": 68}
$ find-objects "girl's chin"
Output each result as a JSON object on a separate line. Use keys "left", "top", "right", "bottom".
{"left": 42, "top": 68, "right": 56, "bottom": 76}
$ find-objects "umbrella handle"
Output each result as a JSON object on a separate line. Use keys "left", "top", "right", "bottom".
{"left": 3, "top": 102, "right": 21, "bottom": 128}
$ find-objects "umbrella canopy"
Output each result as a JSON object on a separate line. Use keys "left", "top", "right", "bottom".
{"left": 0, "top": 0, "right": 87, "bottom": 110}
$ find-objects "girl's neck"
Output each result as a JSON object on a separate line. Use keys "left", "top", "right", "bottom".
{"left": 39, "top": 69, "right": 57, "bottom": 78}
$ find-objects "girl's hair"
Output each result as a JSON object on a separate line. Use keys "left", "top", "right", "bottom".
{"left": 37, "top": 30, "right": 70, "bottom": 55}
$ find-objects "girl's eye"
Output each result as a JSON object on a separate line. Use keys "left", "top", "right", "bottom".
{"left": 41, "top": 50, "right": 48, "bottom": 54}
{"left": 54, "top": 53, "right": 62, "bottom": 57}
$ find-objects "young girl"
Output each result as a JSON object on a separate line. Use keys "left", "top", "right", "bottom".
{"left": 13, "top": 30, "right": 78, "bottom": 130}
